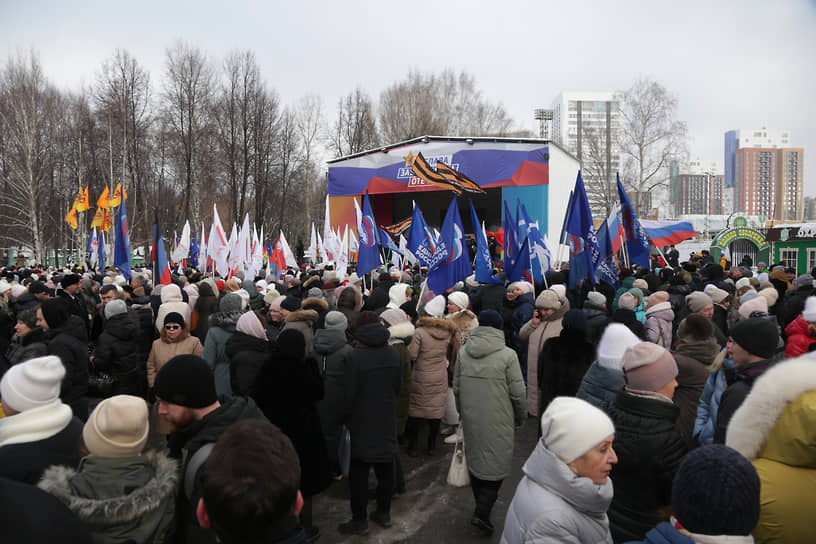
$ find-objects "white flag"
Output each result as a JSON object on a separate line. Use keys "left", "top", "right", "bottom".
{"left": 238, "top": 214, "right": 251, "bottom": 274}
{"left": 172, "top": 221, "right": 191, "bottom": 263}
{"left": 336, "top": 226, "right": 349, "bottom": 282}
{"left": 210, "top": 205, "right": 230, "bottom": 277}
{"left": 307, "top": 223, "right": 317, "bottom": 263}
{"left": 227, "top": 223, "right": 239, "bottom": 276}
{"left": 198, "top": 222, "right": 208, "bottom": 273}
{"left": 279, "top": 231, "right": 298, "bottom": 270}
{"left": 317, "top": 232, "right": 327, "bottom": 263}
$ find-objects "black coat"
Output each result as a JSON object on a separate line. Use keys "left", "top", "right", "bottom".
{"left": 611, "top": 308, "right": 646, "bottom": 340}
{"left": 253, "top": 344, "right": 331, "bottom": 497}
{"left": 471, "top": 283, "right": 506, "bottom": 315}
{"left": 45, "top": 316, "right": 90, "bottom": 420}
{"left": 225, "top": 331, "right": 269, "bottom": 397}
{"left": 6, "top": 327, "right": 48, "bottom": 367}
{"left": 93, "top": 313, "right": 144, "bottom": 397}
{"left": 608, "top": 392, "right": 687, "bottom": 543}
{"left": 713, "top": 357, "right": 777, "bottom": 444}
{"left": 0, "top": 417, "right": 83, "bottom": 485}
{"left": 343, "top": 323, "right": 401, "bottom": 463}
{"left": 57, "top": 291, "right": 90, "bottom": 336}
{"left": 582, "top": 303, "right": 609, "bottom": 345}
{"left": 780, "top": 285, "right": 814, "bottom": 329}
{"left": 537, "top": 328, "right": 595, "bottom": 414}
{"left": 312, "top": 328, "right": 353, "bottom": 472}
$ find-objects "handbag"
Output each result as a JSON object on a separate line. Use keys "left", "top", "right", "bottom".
{"left": 338, "top": 425, "right": 351, "bottom": 478}
{"left": 442, "top": 386, "right": 459, "bottom": 426}
{"left": 87, "top": 365, "right": 116, "bottom": 398}
{"left": 446, "top": 429, "right": 470, "bottom": 487}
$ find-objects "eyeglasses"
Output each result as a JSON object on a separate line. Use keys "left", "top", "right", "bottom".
{"left": 164, "top": 325, "right": 181, "bottom": 331}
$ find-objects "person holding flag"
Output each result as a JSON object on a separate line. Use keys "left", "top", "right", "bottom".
{"left": 617, "top": 173, "right": 651, "bottom": 269}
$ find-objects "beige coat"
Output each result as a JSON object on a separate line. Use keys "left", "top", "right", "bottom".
{"left": 447, "top": 309, "right": 478, "bottom": 347}
{"left": 407, "top": 317, "right": 458, "bottom": 419}
{"left": 146, "top": 333, "right": 203, "bottom": 434}
{"left": 519, "top": 304, "right": 566, "bottom": 417}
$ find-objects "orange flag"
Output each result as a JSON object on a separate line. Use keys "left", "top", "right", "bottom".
{"left": 100, "top": 209, "right": 112, "bottom": 231}
{"left": 90, "top": 207, "right": 105, "bottom": 228}
{"left": 97, "top": 186, "right": 111, "bottom": 209}
{"left": 64, "top": 205, "right": 78, "bottom": 229}
{"left": 73, "top": 186, "right": 90, "bottom": 212}
{"left": 109, "top": 183, "right": 124, "bottom": 207}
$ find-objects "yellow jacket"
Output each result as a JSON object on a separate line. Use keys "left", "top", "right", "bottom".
{"left": 726, "top": 357, "right": 816, "bottom": 543}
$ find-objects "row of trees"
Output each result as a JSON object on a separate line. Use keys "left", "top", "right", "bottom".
{"left": 0, "top": 46, "right": 515, "bottom": 264}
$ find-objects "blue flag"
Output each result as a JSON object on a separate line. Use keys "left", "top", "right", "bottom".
{"left": 519, "top": 203, "right": 552, "bottom": 283}
{"left": 113, "top": 203, "right": 131, "bottom": 280}
{"left": 596, "top": 219, "right": 621, "bottom": 288}
{"left": 406, "top": 202, "right": 436, "bottom": 266}
{"left": 507, "top": 235, "right": 532, "bottom": 283}
{"left": 378, "top": 227, "right": 403, "bottom": 256}
{"left": 468, "top": 199, "right": 503, "bottom": 284}
{"left": 566, "top": 172, "right": 601, "bottom": 288}
{"left": 99, "top": 231, "right": 107, "bottom": 271}
{"left": 617, "top": 173, "right": 651, "bottom": 269}
{"left": 503, "top": 200, "right": 519, "bottom": 274}
{"left": 356, "top": 191, "right": 382, "bottom": 275}
{"left": 189, "top": 232, "right": 199, "bottom": 268}
{"left": 427, "top": 196, "right": 472, "bottom": 294}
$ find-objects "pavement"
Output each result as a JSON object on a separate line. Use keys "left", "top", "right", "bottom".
{"left": 313, "top": 417, "right": 540, "bottom": 543}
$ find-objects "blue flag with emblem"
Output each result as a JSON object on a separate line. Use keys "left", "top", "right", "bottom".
{"left": 507, "top": 235, "right": 532, "bottom": 283}
{"left": 468, "top": 199, "right": 503, "bottom": 284}
{"left": 406, "top": 202, "right": 435, "bottom": 266}
{"left": 427, "top": 196, "right": 472, "bottom": 294}
{"left": 113, "top": 202, "right": 131, "bottom": 280}
{"left": 617, "top": 173, "right": 651, "bottom": 269}
{"left": 378, "top": 227, "right": 403, "bottom": 256}
{"left": 519, "top": 203, "right": 552, "bottom": 283}
{"left": 596, "top": 218, "right": 621, "bottom": 288}
{"left": 356, "top": 191, "right": 382, "bottom": 275}
{"left": 189, "top": 232, "right": 199, "bottom": 268}
{"left": 566, "top": 171, "right": 601, "bottom": 288}
{"left": 503, "top": 200, "right": 519, "bottom": 274}
{"left": 99, "top": 231, "right": 107, "bottom": 271}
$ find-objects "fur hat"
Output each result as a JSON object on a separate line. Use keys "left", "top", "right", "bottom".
{"left": 0, "top": 280, "right": 10, "bottom": 295}
{"left": 507, "top": 281, "right": 533, "bottom": 294}
{"left": 802, "top": 296, "right": 816, "bottom": 322}
{"left": 737, "top": 296, "right": 768, "bottom": 319}
{"left": 646, "top": 291, "right": 669, "bottom": 308}
{"left": 424, "top": 295, "right": 446, "bottom": 318}
{"left": 632, "top": 278, "right": 648, "bottom": 290}
{"left": 447, "top": 291, "right": 469, "bottom": 311}
{"left": 672, "top": 445, "right": 760, "bottom": 536}
{"left": 83, "top": 395, "right": 149, "bottom": 457}
{"left": 380, "top": 308, "right": 409, "bottom": 327}
{"left": 104, "top": 299, "right": 127, "bottom": 320}
{"left": 477, "top": 309, "right": 503, "bottom": 330}
{"left": 10, "top": 284, "right": 26, "bottom": 299}
{"left": 465, "top": 274, "right": 480, "bottom": 288}
{"left": 0, "top": 355, "right": 65, "bottom": 412}
{"left": 685, "top": 291, "right": 713, "bottom": 313}
{"left": 61, "top": 274, "right": 80, "bottom": 288}
{"left": 735, "top": 277, "right": 751, "bottom": 290}
{"left": 324, "top": 310, "right": 348, "bottom": 331}
{"left": 154, "top": 355, "right": 217, "bottom": 409}
{"left": 540, "top": 397, "right": 615, "bottom": 463}
{"left": 618, "top": 292, "right": 636, "bottom": 310}
{"left": 549, "top": 284, "right": 566, "bottom": 301}
{"left": 739, "top": 289, "right": 758, "bottom": 304}
{"left": 622, "top": 342, "right": 678, "bottom": 392}
{"left": 677, "top": 314, "right": 714, "bottom": 341}
{"left": 535, "top": 290, "right": 560, "bottom": 310}
{"left": 729, "top": 318, "right": 778, "bottom": 359}
{"left": 263, "top": 288, "right": 281, "bottom": 306}
{"left": 597, "top": 324, "right": 641, "bottom": 371}
{"left": 586, "top": 291, "right": 606, "bottom": 307}
{"left": 758, "top": 287, "right": 779, "bottom": 308}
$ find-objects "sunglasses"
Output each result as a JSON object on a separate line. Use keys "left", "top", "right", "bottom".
{"left": 164, "top": 325, "right": 181, "bottom": 331}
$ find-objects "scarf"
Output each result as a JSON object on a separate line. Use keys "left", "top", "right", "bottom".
{"left": 236, "top": 311, "right": 267, "bottom": 341}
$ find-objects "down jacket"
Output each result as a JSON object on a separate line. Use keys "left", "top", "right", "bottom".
{"left": 387, "top": 321, "right": 415, "bottom": 436}
{"left": 202, "top": 311, "right": 240, "bottom": 396}
{"left": 312, "top": 327, "right": 353, "bottom": 472}
{"left": 154, "top": 284, "right": 191, "bottom": 333}
{"left": 692, "top": 357, "right": 734, "bottom": 447}
{"left": 407, "top": 316, "right": 457, "bottom": 419}
{"left": 501, "top": 442, "right": 613, "bottom": 544}
{"left": 453, "top": 326, "right": 526, "bottom": 481}
{"left": 519, "top": 302, "right": 566, "bottom": 417}
{"left": 784, "top": 315, "right": 816, "bottom": 358}
{"left": 726, "top": 356, "right": 816, "bottom": 544}
{"left": 644, "top": 302, "right": 674, "bottom": 348}
{"left": 93, "top": 313, "right": 144, "bottom": 397}
{"left": 38, "top": 451, "right": 178, "bottom": 544}
{"left": 575, "top": 362, "right": 625, "bottom": 414}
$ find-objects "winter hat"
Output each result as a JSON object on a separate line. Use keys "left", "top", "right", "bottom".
{"left": 646, "top": 291, "right": 669, "bottom": 308}
{"left": 758, "top": 287, "right": 779, "bottom": 308}
{"left": 16, "top": 308, "right": 38, "bottom": 329}
{"left": 622, "top": 342, "right": 678, "bottom": 392}
{"left": 796, "top": 274, "right": 814, "bottom": 288}
{"left": 0, "top": 280, "right": 10, "bottom": 295}
{"left": 82, "top": 395, "right": 149, "bottom": 458}
{"left": 0, "top": 355, "right": 65, "bottom": 412}
{"left": 672, "top": 445, "right": 760, "bottom": 536}
{"left": 399, "top": 301, "right": 418, "bottom": 323}
{"left": 586, "top": 291, "right": 606, "bottom": 306}
{"left": 263, "top": 288, "right": 281, "bottom": 306}
{"left": 217, "top": 292, "right": 242, "bottom": 313}
{"left": 708, "top": 287, "right": 729, "bottom": 304}
{"left": 324, "top": 310, "right": 348, "bottom": 332}
{"left": 163, "top": 312, "right": 185, "bottom": 328}
{"left": 307, "top": 287, "right": 324, "bottom": 299}
{"left": 632, "top": 278, "right": 648, "bottom": 290}
{"left": 104, "top": 299, "right": 127, "bottom": 320}
{"left": 277, "top": 329, "right": 306, "bottom": 360}
{"left": 267, "top": 295, "right": 287, "bottom": 313}
{"left": 280, "top": 296, "right": 301, "bottom": 313}
{"left": 477, "top": 309, "right": 503, "bottom": 330}
{"left": 735, "top": 277, "right": 751, "bottom": 291}
{"left": 737, "top": 296, "right": 768, "bottom": 319}
{"left": 685, "top": 291, "right": 713, "bottom": 313}
{"left": 380, "top": 308, "right": 409, "bottom": 327}
{"left": 424, "top": 295, "right": 446, "bottom": 318}
{"left": 540, "top": 397, "right": 615, "bottom": 464}
{"left": 677, "top": 314, "right": 714, "bottom": 342}
{"left": 61, "top": 273, "right": 80, "bottom": 288}
{"left": 347, "top": 272, "right": 362, "bottom": 285}
{"left": 39, "top": 297, "right": 70, "bottom": 329}
{"left": 154, "top": 355, "right": 218, "bottom": 409}
{"left": 802, "top": 296, "right": 816, "bottom": 322}
{"left": 739, "top": 289, "right": 758, "bottom": 304}
{"left": 618, "top": 292, "right": 636, "bottom": 310}
{"left": 255, "top": 279, "right": 268, "bottom": 294}
{"left": 561, "top": 309, "right": 587, "bottom": 332}
{"left": 447, "top": 291, "right": 470, "bottom": 311}
{"left": 236, "top": 311, "right": 267, "bottom": 341}
{"left": 507, "top": 281, "right": 533, "bottom": 294}
{"left": 757, "top": 272, "right": 769, "bottom": 283}
{"left": 549, "top": 284, "right": 567, "bottom": 301}
{"left": 10, "top": 284, "right": 26, "bottom": 299}
{"left": 535, "top": 290, "right": 560, "bottom": 310}
{"left": 596, "top": 324, "right": 641, "bottom": 371}
{"left": 224, "top": 278, "right": 241, "bottom": 293}
{"left": 465, "top": 274, "right": 480, "bottom": 288}
{"left": 728, "top": 318, "right": 778, "bottom": 359}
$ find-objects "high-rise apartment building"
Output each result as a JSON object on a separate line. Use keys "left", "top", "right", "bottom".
{"left": 550, "top": 91, "right": 624, "bottom": 216}
{"left": 724, "top": 128, "right": 791, "bottom": 187}
{"left": 776, "top": 148, "right": 804, "bottom": 221}
{"left": 670, "top": 160, "right": 723, "bottom": 216}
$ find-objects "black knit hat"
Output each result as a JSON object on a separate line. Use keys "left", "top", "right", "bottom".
{"left": 280, "top": 296, "right": 301, "bottom": 312}
{"left": 478, "top": 309, "right": 503, "bottom": 330}
{"left": 39, "top": 297, "right": 70, "bottom": 330}
{"left": 677, "top": 313, "right": 714, "bottom": 341}
{"left": 672, "top": 445, "right": 760, "bottom": 536}
{"left": 163, "top": 312, "right": 185, "bottom": 327}
{"left": 61, "top": 273, "right": 80, "bottom": 288}
{"left": 729, "top": 317, "right": 778, "bottom": 359}
{"left": 154, "top": 355, "right": 217, "bottom": 408}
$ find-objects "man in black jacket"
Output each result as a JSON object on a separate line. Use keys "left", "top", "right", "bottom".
{"left": 713, "top": 318, "right": 780, "bottom": 444}
{"left": 57, "top": 274, "right": 90, "bottom": 336}
{"left": 154, "top": 355, "right": 267, "bottom": 544}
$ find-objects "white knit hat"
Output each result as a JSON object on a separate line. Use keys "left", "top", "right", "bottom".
{"left": 447, "top": 291, "right": 469, "bottom": 311}
{"left": 424, "top": 295, "right": 446, "bottom": 318}
{"left": 549, "top": 284, "right": 567, "bottom": 301}
{"left": 802, "top": 297, "right": 816, "bottom": 322}
{"left": 10, "top": 284, "right": 26, "bottom": 298}
{"left": 586, "top": 291, "right": 606, "bottom": 306}
{"left": 83, "top": 395, "right": 149, "bottom": 457}
{"left": 735, "top": 277, "right": 751, "bottom": 290}
{"left": 0, "top": 356, "right": 65, "bottom": 412}
{"left": 0, "top": 280, "right": 11, "bottom": 295}
{"left": 597, "top": 324, "right": 641, "bottom": 370}
{"left": 541, "top": 397, "right": 615, "bottom": 463}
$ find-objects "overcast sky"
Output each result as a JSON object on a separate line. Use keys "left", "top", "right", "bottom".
{"left": 2, "top": 0, "right": 815, "bottom": 193}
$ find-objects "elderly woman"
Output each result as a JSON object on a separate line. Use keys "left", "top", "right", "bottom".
{"left": 501, "top": 281, "right": 535, "bottom": 373}
{"left": 501, "top": 397, "right": 617, "bottom": 543}
{"left": 519, "top": 290, "right": 565, "bottom": 418}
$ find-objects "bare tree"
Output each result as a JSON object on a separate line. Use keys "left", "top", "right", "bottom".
{"left": 0, "top": 51, "right": 61, "bottom": 262}
{"left": 296, "top": 94, "right": 324, "bottom": 229}
{"left": 620, "top": 77, "right": 687, "bottom": 217}
{"left": 580, "top": 124, "right": 618, "bottom": 218}
{"left": 270, "top": 107, "right": 303, "bottom": 237}
{"left": 251, "top": 87, "right": 281, "bottom": 233}
{"left": 162, "top": 42, "right": 213, "bottom": 228}
{"left": 330, "top": 88, "right": 378, "bottom": 157}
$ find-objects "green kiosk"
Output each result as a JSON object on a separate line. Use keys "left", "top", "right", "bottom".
{"left": 710, "top": 217, "right": 770, "bottom": 267}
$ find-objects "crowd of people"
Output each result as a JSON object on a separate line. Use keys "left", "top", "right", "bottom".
{"left": 0, "top": 251, "right": 814, "bottom": 543}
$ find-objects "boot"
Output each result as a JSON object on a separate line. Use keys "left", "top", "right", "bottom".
{"left": 405, "top": 417, "right": 419, "bottom": 457}
{"left": 426, "top": 419, "right": 440, "bottom": 455}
